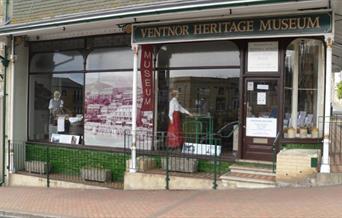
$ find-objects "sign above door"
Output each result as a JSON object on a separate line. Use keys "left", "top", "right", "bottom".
{"left": 133, "top": 12, "right": 332, "bottom": 44}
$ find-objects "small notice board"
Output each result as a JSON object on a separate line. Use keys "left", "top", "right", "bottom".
{"left": 246, "top": 117, "right": 277, "bottom": 138}
{"left": 248, "top": 41, "right": 278, "bottom": 72}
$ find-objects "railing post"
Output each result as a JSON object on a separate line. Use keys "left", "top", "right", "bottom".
{"left": 165, "top": 145, "right": 170, "bottom": 190}
{"left": 272, "top": 144, "right": 276, "bottom": 174}
{"left": 46, "top": 146, "right": 50, "bottom": 188}
{"left": 213, "top": 141, "right": 218, "bottom": 190}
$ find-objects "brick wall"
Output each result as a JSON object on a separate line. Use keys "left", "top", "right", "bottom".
{"left": 12, "top": 0, "right": 173, "bottom": 24}
{"left": 276, "top": 149, "right": 321, "bottom": 182}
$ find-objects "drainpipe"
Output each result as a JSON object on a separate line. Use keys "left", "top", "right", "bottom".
{"left": 0, "top": 45, "right": 9, "bottom": 186}
{"left": 0, "top": 0, "right": 10, "bottom": 186}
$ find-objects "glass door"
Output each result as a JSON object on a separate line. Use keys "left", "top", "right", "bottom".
{"left": 243, "top": 78, "right": 280, "bottom": 161}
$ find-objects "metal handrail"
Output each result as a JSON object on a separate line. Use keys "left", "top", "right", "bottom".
{"left": 272, "top": 131, "right": 281, "bottom": 173}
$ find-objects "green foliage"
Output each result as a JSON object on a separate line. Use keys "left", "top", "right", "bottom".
{"left": 282, "top": 143, "right": 322, "bottom": 150}
{"left": 26, "top": 144, "right": 129, "bottom": 182}
{"left": 233, "top": 162, "right": 273, "bottom": 169}
{"left": 337, "top": 81, "right": 342, "bottom": 99}
{"left": 197, "top": 160, "right": 231, "bottom": 174}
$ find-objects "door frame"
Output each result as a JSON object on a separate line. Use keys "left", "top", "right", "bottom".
{"left": 241, "top": 77, "right": 281, "bottom": 161}
{"left": 237, "top": 38, "right": 286, "bottom": 161}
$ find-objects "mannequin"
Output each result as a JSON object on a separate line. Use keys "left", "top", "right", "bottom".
{"left": 49, "top": 90, "right": 64, "bottom": 125}
{"left": 167, "top": 90, "right": 192, "bottom": 149}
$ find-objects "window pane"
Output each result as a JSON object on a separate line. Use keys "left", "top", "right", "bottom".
{"left": 283, "top": 39, "right": 324, "bottom": 139}
{"left": 84, "top": 71, "right": 153, "bottom": 147}
{"left": 30, "top": 51, "right": 84, "bottom": 72}
{"left": 158, "top": 68, "right": 240, "bottom": 150}
{"left": 86, "top": 47, "right": 133, "bottom": 70}
{"left": 157, "top": 41, "right": 240, "bottom": 68}
{"left": 28, "top": 73, "right": 84, "bottom": 142}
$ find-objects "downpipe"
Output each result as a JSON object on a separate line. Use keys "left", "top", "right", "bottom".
{"left": 0, "top": 0, "right": 10, "bottom": 187}
{"left": 0, "top": 45, "right": 9, "bottom": 186}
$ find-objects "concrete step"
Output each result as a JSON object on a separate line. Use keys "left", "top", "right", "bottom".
{"left": 220, "top": 172, "right": 276, "bottom": 189}
{"left": 230, "top": 165, "right": 275, "bottom": 176}
{"left": 235, "top": 159, "right": 273, "bottom": 166}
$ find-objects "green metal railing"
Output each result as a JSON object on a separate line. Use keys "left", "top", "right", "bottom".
{"left": 9, "top": 141, "right": 129, "bottom": 189}
{"left": 8, "top": 128, "right": 234, "bottom": 189}
{"left": 272, "top": 131, "right": 281, "bottom": 173}
{"left": 124, "top": 131, "right": 230, "bottom": 190}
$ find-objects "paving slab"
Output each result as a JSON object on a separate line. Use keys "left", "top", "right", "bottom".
{"left": 0, "top": 186, "right": 341, "bottom": 217}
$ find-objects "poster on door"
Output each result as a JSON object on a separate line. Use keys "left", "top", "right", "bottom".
{"left": 246, "top": 117, "right": 277, "bottom": 138}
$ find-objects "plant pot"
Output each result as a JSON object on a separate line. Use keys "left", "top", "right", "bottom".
{"left": 80, "top": 167, "right": 112, "bottom": 183}
{"left": 25, "top": 161, "right": 51, "bottom": 174}
{"left": 161, "top": 157, "right": 198, "bottom": 173}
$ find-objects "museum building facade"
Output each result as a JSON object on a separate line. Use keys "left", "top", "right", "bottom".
{"left": 0, "top": 0, "right": 337, "bottom": 187}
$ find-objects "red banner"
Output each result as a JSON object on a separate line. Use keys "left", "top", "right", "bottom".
{"left": 140, "top": 45, "right": 154, "bottom": 111}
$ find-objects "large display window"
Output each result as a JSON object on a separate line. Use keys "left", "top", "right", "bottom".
{"left": 28, "top": 35, "right": 134, "bottom": 146}
{"left": 283, "top": 39, "right": 325, "bottom": 139}
{"left": 28, "top": 50, "right": 84, "bottom": 143}
{"left": 156, "top": 41, "right": 240, "bottom": 151}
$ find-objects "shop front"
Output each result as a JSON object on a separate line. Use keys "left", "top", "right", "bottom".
{"left": 0, "top": 0, "right": 336, "bottom": 188}
{"left": 131, "top": 11, "right": 332, "bottom": 162}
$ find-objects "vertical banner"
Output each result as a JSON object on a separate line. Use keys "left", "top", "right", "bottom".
{"left": 140, "top": 45, "right": 154, "bottom": 111}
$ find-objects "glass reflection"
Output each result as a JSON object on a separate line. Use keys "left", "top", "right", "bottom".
{"left": 30, "top": 51, "right": 84, "bottom": 72}
{"left": 28, "top": 73, "right": 84, "bottom": 141}
{"left": 86, "top": 47, "right": 133, "bottom": 70}
{"left": 157, "top": 41, "right": 240, "bottom": 68}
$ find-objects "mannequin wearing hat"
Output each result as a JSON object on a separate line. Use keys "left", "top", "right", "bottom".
{"left": 49, "top": 91, "right": 64, "bottom": 125}
{"left": 167, "top": 90, "right": 192, "bottom": 149}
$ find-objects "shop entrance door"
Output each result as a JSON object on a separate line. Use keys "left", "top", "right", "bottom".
{"left": 242, "top": 78, "right": 280, "bottom": 161}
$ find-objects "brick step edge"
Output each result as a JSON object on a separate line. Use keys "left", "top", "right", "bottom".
{"left": 220, "top": 173, "right": 276, "bottom": 185}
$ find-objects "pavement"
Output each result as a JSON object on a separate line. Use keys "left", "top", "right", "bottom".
{"left": 0, "top": 186, "right": 342, "bottom": 218}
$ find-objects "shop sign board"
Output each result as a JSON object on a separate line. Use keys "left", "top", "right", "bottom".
{"left": 246, "top": 117, "right": 277, "bottom": 138}
{"left": 133, "top": 12, "right": 332, "bottom": 43}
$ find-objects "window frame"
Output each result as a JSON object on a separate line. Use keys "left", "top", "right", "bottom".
{"left": 280, "top": 37, "right": 326, "bottom": 144}
{"left": 27, "top": 34, "right": 132, "bottom": 146}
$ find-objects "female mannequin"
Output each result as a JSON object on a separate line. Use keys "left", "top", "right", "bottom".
{"left": 167, "top": 90, "right": 192, "bottom": 149}
{"left": 49, "top": 90, "right": 64, "bottom": 125}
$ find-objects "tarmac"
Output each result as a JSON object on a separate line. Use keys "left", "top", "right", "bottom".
{"left": 0, "top": 186, "right": 341, "bottom": 218}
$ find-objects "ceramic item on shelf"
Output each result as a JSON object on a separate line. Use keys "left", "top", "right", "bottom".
{"left": 287, "top": 128, "right": 296, "bottom": 138}
{"left": 299, "top": 128, "right": 308, "bottom": 138}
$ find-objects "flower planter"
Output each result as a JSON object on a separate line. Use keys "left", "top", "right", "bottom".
{"left": 80, "top": 167, "right": 112, "bottom": 183}
{"left": 161, "top": 157, "right": 198, "bottom": 173}
{"left": 25, "top": 161, "right": 51, "bottom": 174}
